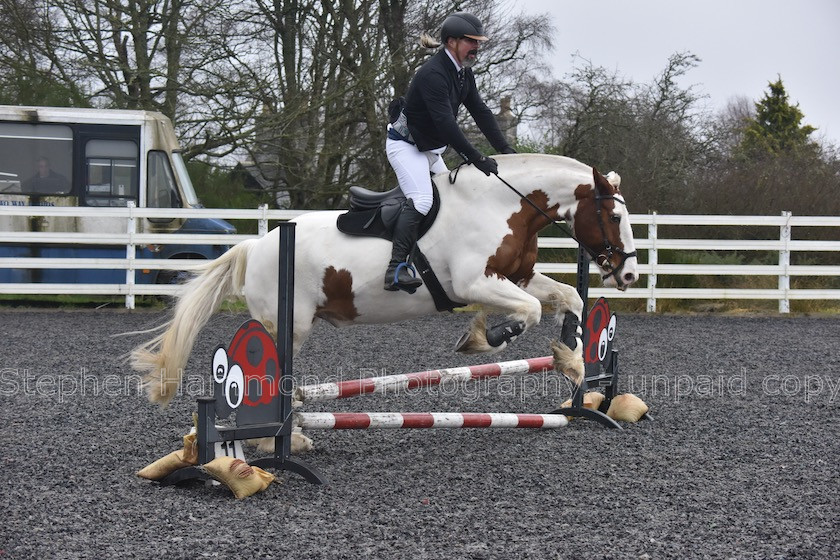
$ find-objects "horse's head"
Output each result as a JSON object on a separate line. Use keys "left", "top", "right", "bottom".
{"left": 570, "top": 169, "right": 638, "bottom": 290}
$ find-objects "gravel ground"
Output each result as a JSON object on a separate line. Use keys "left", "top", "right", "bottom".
{"left": 1, "top": 308, "right": 838, "bottom": 559}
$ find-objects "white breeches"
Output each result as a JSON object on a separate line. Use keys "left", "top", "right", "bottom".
{"left": 386, "top": 136, "right": 448, "bottom": 215}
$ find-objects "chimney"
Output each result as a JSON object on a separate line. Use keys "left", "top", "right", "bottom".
{"left": 497, "top": 96, "right": 518, "bottom": 146}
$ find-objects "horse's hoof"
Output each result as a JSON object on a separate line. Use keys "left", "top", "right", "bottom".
{"left": 455, "top": 331, "right": 494, "bottom": 354}
{"left": 550, "top": 340, "right": 585, "bottom": 386}
{"left": 454, "top": 331, "right": 471, "bottom": 352}
{"left": 291, "top": 430, "right": 314, "bottom": 454}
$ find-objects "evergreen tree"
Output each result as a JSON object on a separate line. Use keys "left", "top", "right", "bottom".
{"left": 738, "top": 77, "right": 817, "bottom": 158}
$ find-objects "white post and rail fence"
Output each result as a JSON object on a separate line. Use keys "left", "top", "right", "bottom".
{"left": 1, "top": 206, "right": 839, "bottom": 312}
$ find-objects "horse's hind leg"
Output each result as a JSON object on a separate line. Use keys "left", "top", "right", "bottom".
{"left": 249, "top": 301, "right": 318, "bottom": 455}
{"left": 519, "top": 272, "right": 584, "bottom": 385}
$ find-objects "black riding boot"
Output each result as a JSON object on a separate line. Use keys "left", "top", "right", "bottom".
{"left": 384, "top": 200, "right": 424, "bottom": 293}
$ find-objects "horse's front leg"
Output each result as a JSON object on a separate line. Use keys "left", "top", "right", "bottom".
{"left": 520, "top": 272, "right": 584, "bottom": 346}
{"left": 519, "top": 272, "right": 585, "bottom": 386}
{"left": 453, "top": 275, "right": 543, "bottom": 354}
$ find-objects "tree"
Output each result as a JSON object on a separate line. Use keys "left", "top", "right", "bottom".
{"left": 233, "top": 0, "right": 555, "bottom": 209}
{"left": 0, "top": 0, "right": 88, "bottom": 106}
{"left": 708, "top": 95, "right": 754, "bottom": 155}
{"left": 0, "top": 0, "right": 564, "bottom": 209}
{"left": 737, "top": 77, "right": 818, "bottom": 159}
{"left": 0, "top": 0, "right": 256, "bottom": 161}
{"left": 695, "top": 78, "right": 838, "bottom": 217}
{"left": 532, "top": 52, "right": 712, "bottom": 214}
{"left": 626, "top": 52, "right": 712, "bottom": 213}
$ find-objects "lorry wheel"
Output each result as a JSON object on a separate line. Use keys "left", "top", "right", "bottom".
{"left": 156, "top": 256, "right": 204, "bottom": 301}
{"left": 155, "top": 269, "right": 191, "bottom": 286}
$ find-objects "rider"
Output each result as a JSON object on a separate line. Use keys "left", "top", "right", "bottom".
{"left": 384, "top": 11, "right": 517, "bottom": 292}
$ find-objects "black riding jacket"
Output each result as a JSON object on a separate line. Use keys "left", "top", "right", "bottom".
{"left": 404, "top": 49, "right": 512, "bottom": 162}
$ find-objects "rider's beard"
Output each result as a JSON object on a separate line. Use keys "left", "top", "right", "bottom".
{"left": 462, "top": 50, "right": 479, "bottom": 68}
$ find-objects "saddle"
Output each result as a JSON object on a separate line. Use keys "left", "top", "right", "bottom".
{"left": 336, "top": 182, "right": 440, "bottom": 241}
{"left": 335, "top": 181, "right": 465, "bottom": 312}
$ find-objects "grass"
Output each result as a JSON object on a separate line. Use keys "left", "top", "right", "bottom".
{"left": 2, "top": 294, "right": 837, "bottom": 314}
{"left": 0, "top": 294, "right": 250, "bottom": 311}
{"left": 3, "top": 248, "right": 839, "bottom": 314}
{"left": 0, "top": 294, "right": 156, "bottom": 309}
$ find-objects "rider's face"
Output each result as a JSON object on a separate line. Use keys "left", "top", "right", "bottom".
{"left": 450, "top": 36, "right": 481, "bottom": 68}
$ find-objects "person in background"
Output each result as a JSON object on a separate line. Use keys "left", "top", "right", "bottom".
{"left": 22, "top": 157, "right": 69, "bottom": 194}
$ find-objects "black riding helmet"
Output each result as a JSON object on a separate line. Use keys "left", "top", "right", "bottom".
{"left": 440, "top": 12, "right": 489, "bottom": 43}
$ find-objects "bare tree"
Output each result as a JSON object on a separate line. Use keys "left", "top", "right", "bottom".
{"left": 0, "top": 0, "right": 252, "bottom": 159}
{"left": 0, "top": 0, "right": 88, "bottom": 104}
{"left": 229, "top": 0, "right": 555, "bottom": 208}
{"left": 0, "top": 0, "right": 560, "bottom": 208}
{"left": 529, "top": 52, "right": 713, "bottom": 214}
{"left": 230, "top": 0, "right": 393, "bottom": 208}
{"left": 710, "top": 95, "right": 754, "bottom": 155}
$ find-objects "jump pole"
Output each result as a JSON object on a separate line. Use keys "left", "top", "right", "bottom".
{"left": 295, "top": 412, "right": 568, "bottom": 430}
{"left": 293, "top": 245, "right": 626, "bottom": 430}
{"left": 295, "top": 356, "right": 556, "bottom": 404}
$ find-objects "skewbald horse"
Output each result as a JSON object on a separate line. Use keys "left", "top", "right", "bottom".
{"left": 131, "top": 154, "right": 638, "bottom": 415}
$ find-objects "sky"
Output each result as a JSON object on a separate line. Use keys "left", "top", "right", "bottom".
{"left": 514, "top": 0, "right": 840, "bottom": 145}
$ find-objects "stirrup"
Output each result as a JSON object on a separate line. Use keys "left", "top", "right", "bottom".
{"left": 389, "top": 262, "right": 422, "bottom": 294}
{"left": 394, "top": 262, "right": 418, "bottom": 280}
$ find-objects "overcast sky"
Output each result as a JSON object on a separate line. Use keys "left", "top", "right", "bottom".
{"left": 515, "top": 0, "right": 839, "bottom": 145}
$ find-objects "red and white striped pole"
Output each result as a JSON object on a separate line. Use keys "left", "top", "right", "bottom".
{"left": 294, "top": 356, "right": 555, "bottom": 404}
{"left": 295, "top": 411, "right": 568, "bottom": 430}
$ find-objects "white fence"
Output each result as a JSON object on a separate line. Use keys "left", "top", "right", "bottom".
{"left": 1, "top": 206, "right": 839, "bottom": 311}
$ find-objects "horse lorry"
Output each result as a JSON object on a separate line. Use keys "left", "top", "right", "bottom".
{"left": 0, "top": 105, "right": 235, "bottom": 286}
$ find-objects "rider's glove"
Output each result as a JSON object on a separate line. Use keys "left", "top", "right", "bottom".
{"left": 471, "top": 155, "right": 498, "bottom": 176}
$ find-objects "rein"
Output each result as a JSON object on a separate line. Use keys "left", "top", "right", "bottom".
{"left": 449, "top": 163, "right": 637, "bottom": 284}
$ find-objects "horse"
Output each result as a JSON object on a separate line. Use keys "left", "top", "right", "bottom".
{"left": 131, "top": 154, "right": 638, "bottom": 418}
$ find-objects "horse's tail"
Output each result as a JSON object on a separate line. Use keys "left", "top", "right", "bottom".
{"left": 130, "top": 239, "right": 257, "bottom": 406}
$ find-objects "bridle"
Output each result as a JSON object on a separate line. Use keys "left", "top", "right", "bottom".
{"left": 450, "top": 164, "right": 636, "bottom": 285}
{"left": 591, "top": 193, "right": 637, "bottom": 283}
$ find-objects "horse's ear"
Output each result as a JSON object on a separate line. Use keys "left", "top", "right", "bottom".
{"left": 592, "top": 167, "right": 612, "bottom": 194}
{"left": 592, "top": 168, "right": 621, "bottom": 193}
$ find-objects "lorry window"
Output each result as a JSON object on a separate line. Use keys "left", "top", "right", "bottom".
{"left": 147, "top": 150, "right": 182, "bottom": 210}
{"left": 0, "top": 123, "right": 72, "bottom": 196}
{"left": 83, "top": 139, "right": 138, "bottom": 207}
{"left": 171, "top": 152, "right": 200, "bottom": 207}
